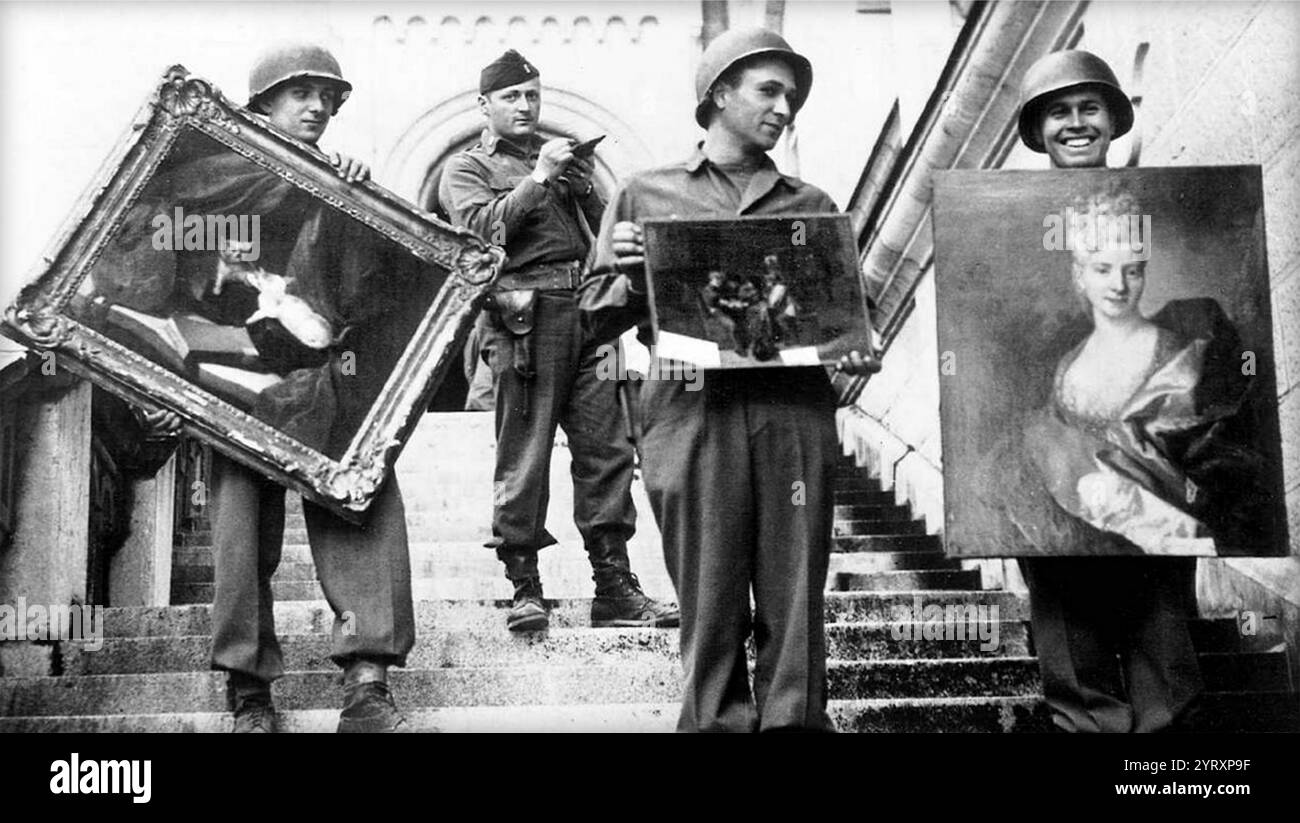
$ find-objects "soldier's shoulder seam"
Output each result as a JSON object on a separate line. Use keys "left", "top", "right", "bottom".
{"left": 627, "top": 161, "right": 694, "bottom": 185}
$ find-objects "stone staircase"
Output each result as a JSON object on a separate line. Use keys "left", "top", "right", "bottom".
{"left": 2, "top": 412, "right": 1296, "bottom": 732}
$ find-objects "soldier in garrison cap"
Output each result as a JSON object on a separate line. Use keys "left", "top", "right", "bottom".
{"left": 1014, "top": 49, "right": 1204, "bottom": 734}
{"left": 439, "top": 50, "right": 680, "bottom": 634}
{"left": 580, "top": 27, "right": 880, "bottom": 732}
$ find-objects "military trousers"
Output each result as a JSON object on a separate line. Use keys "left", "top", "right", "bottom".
{"left": 208, "top": 452, "right": 416, "bottom": 683}
{"left": 1020, "top": 557, "right": 1203, "bottom": 733}
{"left": 637, "top": 366, "right": 837, "bottom": 732}
{"left": 482, "top": 291, "right": 636, "bottom": 558}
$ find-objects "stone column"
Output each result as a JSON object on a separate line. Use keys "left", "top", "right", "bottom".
{"left": 0, "top": 379, "right": 92, "bottom": 609}
{"left": 108, "top": 455, "right": 176, "bottom": 607}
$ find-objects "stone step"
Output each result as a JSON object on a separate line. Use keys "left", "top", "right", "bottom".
{"left": 44, "top": 620, "right": 1034, "bottom": 677}
{"left": 1, "top": 667, "right": 685, "bottom": 716}
{"left": 833, "top": 518, "right": 927, "bottom": 537}
{"left": 0, "top": 704, "right": 680, "bottom": 733}
{"left": 833, "top": 534, "right": 942, "bottom": 553}
{"left": 171, "top": 575, "right": 680, "bottom": 605}
{"left": 191, "top": 500, "right": 913, "bottom": 548}
{"left": 830, "top": 691, "right": 1300, "bottom": 734}
{"left": 829, "top": 476, "right": 882, "bottom": 492}
{"left": 832, "top": 464, "right": 872, "bottom": 478}
{"left": 827, "top": 621, "right": 1030, "bottom": 657}
{"left": 831, "top": 695, "right": 1054, "bottom": 733}
{"left": 832, "top": 569, "right": 983, "bottom": 592}
{"left": 58, "top": 603, "right": 1248, "bottom": 665}
{"left": 7, "top": 690, "right": 1295, "bottom": 733}
{"left": 91, "top": 591, "right": 1035, "bottom": 639}
{"left": 828, "top": 552, "right": 958, "bottom": 574}
{"left": 175, "top": 530, "right": 215, "bottom": 548}
{"left": 175, "top": 540, "right": 534, "bottom": 568}
{"left": 2, "top": 652, "right": 1281, "bottom": 715}
{"left": 834, "top": 490, "right": 902, "bottom": 507}
{"left": 171, "top": 552, "right": 672, "bottom": 583}
{"left": 172, "top": 547, "right": 952, "bottom": 588}
{"left": 826, "top": 590, "right": 1031, "bottom": 623}
{"left": 833, "top": 503, "right": 909, "bottom": 520}
{"left": 57, "top": 629, "right": 680, "bottom": 675}
{"left": 172, "top": 560, "right": 981, "bottom": 604}
{"left": 0, "top": 614, "right": 1258, "bottom": 682}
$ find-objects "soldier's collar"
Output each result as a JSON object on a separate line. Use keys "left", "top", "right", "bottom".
{"left": 481, "top": 128, "right": 539, "bottom": 158}
{"left": 686, "top": 143, "right": 803, "bottom": 189}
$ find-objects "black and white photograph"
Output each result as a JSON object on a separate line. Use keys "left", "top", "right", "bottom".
{"left": 0, "top": 0, "right": 1296, "bottom": 760}
{"left": 642, "top": 213, "right": 870, "bottom": 367}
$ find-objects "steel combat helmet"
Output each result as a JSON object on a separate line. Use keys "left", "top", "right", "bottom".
{"left": 694, "top": 27, "right": 813, "bottom": 128}
{"left": 1017, "top": 49, "right": 1133, "bottom": 152}
{"left": 247, "top": 42, "right": 352, "bottom": 114}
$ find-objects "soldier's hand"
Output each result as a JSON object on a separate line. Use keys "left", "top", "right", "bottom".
{"left": 137, "top": 408, "right": 182, "bottom": 437}
{"left": 610, "top": 221, "right": 646, "bottom": 290}
{"left": 532, "top": 137, "right": 574, "bottom": 185}
{"left": 329, "top": 151, "right": 370, "bottom": 183}
{"left": 836, "top": 348, "right": 883, "bottom": 376}
{"left": 562, "top": 156, "right": 595, "bottom": 197}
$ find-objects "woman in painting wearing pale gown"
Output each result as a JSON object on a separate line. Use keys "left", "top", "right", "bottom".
{"left": 1021, "top": 188, "right": 1272, "bottom": 557}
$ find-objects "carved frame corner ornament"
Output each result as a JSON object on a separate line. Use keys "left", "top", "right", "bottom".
{"left": 0, "top": 65, "right": 502, "bottom": 521}
{"left": 156, "top": 65, "right": 239, "bottom": 134}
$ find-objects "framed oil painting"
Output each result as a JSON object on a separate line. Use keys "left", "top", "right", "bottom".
{"left": 642, "top": 213, "right": 871, "bottom": 368}
{"left": 1, "top": 66, "right": 503, "bottom": 521}
{"left": 933, "top": 166, "right": 1288, "bottom": 557}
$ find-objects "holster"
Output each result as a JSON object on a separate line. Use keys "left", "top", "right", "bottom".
{"left": 618, "top": 376, "right": 642, "bottom": 450}
{"left": 485, "top": 288, "right": 538, "bottom": 416}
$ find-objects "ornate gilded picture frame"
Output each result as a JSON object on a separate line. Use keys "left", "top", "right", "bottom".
{"left": 1, "top": 66, "right": 503, "bottom": 521}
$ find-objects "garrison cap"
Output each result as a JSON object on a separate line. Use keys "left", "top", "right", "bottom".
{"left": 480, "top": 50, "right": 540, "bottom": 95}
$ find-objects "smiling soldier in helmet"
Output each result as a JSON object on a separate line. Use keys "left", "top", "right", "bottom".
{"left": 580, "top": 27, "right": 880, "bottom": 732}
{"left": 1014, "top": 49, "right": 1204, "bottom": 734}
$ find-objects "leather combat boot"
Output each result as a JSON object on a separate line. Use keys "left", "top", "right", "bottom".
{"left": 587, "top": 539, "right": 680, "bottom": 628}
{"left": 338, "top": 659, "right": 407, "bottom": 733}
{"left": 498, "top": 547, "right": 548, "bottom": 632}
{"left": 228, "top": 672, "right": 277, "bottom": 733}
{"left": 507, "top": 577, "right": 549, "bottom": 632}
{"left": 592, "top": 569, "right": 681, "bottom": 627}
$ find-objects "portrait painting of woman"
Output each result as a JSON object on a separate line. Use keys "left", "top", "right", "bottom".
{"left": 934, "top": 166, "right": 1289, "bottom": 558}
{"left": 1021, "top": 187, "right": 1273, "bottom": 556}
